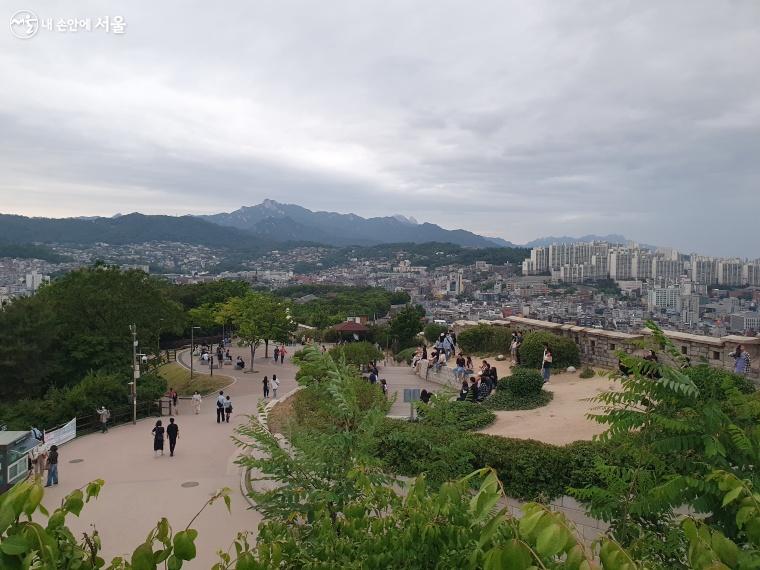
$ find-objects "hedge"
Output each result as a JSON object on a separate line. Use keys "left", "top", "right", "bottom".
{"left": 329, "top": 341, "right": 383, "bottom": 367}
{"left": 423, "top": 324, "right": 449, "bottom": 344}
{"left": 685, "top": 364, "right": 756, "bottom": 399}
{"left": 419, "top": 399, "right": 496, "bottom": 431}
{"left": 374, "top": 419, "right": 613, "bottom": 500}
{"left": 498, "top": 368, "right": 544, "bottom": 396}
{"left": 457, "top": 325, "right": 512, "bottom": 355}
{"left": 394, "top": 346, "right": 418, "bottom": 365}
{"left": 483, "top": 389, "right": 553, "bottom": 411}
{"left": 518, "top": 331, "right": 580, "bottom": 369}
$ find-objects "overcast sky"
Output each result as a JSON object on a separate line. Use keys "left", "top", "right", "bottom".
{"left": 1, "top": 1, "right": 759, "bottom": 256}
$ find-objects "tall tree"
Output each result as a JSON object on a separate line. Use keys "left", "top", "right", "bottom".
{"left": 388, "top": 304, "right": 426, "bottom": 350}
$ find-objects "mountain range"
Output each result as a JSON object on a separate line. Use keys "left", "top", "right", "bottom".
{"left": 0, "top": 200, "right": 635, "bottom": 250}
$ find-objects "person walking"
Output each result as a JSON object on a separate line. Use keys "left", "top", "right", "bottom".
{"left": 216, "top": 391, "right": 226, "bottom": 423}
{"left": 166, "top": 417, "right": 179, "bottom": 457}
{"left": 45, "top": 445, "right": 59, "bottom": 487}
{"left": 170, "top": 388, "right": 179, "bottom": 415}
{"left": 192, "top": 391, "right": 202, "bottom": 414}
{"left": 730, "top": 344, "right": 751, "bottom": 375}
{"left": 380, "top": 378, "right": 388, "bottom": 397}
{"left": 96, "top": 406, "right": 110, "bottom": 433}
{"left": 152, "top": 420, "right": 165, "bottom": 456}
{"left": 224, "top": 396, "right": 233, "bottom": 423}
{"left": 271, "top": 374, "right": 280, "bottom": 399}
{"left": 273, "top": 346, "right": 280, "bottom": 364}
{"left": 279, "top": 345, "right": 287, "bottom": 364}
{"left": 541, "top": 344, "right": 553, "bottom": 383}
{"left": 262, "top": 375, "right": 270, "bottom": 399}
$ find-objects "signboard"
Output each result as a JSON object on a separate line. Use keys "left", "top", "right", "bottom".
{"left": 403, "top": 388, "right": 421, "bottom": 403}
{"left": 45, "top": 418, "right": 77, "bottom": 447}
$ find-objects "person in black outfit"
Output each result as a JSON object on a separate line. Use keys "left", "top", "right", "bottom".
{"left": 152, "top": 420, "right": 165, "bottom": 456}
{"left": 420, "top": 389, "right": 432, "bottom": 404}
{"left": 166, "top": 417, "right": 179, "bottom": 457}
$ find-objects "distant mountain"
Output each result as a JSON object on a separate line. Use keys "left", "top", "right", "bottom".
{"left": 201, "top": 199, "right": 517, "bottom": 248}
{"left": 0, "top": 212, "right": 279, "bottom": 253}
{"left": 523, "top": 234, "right": 630, "bottom": 248}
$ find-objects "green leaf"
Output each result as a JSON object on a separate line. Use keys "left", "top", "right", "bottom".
{"left": 223, "top": 494, "right": 231, "bottom": 514}
{"left": 721, "top": 486, "right": 743, "bottom": 507}
{"left": 173, "top": 530, "right": 198, "bottom": 561}
{"left": 23, "top": 483, "right": 44, "bottom": 517}
{"left": 0, "top": 504, "right": 15, "bottom": 534}
{"left": 131, "top": 542, "right": 156, "bottom": 570}
{"left": 0, "top": 534, "right": 30, "bottom": 555}
{"left": 63, "top": 489, "right": 85, "bottom": 517}
{"left": 535, "top": 523, "right": 563, "bottom": 558}
{"left": 167, "top": 554, "right": 182, "bottom": 570}
{"left": 501, "top": 539, "right": 533, "bottom": 569}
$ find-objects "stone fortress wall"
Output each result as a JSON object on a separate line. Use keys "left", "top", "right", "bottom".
{"left": 451, "top": 316, "right": 759, "bottom": 380}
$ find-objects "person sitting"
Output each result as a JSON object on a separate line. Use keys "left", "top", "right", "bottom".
{"left": 477, "top": 377, "right": 491, "bottom": 402}
{"left": 235, "top": 356, "right": 245, "bottom": 369}
{"left": 420, "top": 389, "right": 432, "bottom": 404}
{"left": 457, "top": 380, "right": 469, "bottom": 401}
{"left": 466, "top": 377, "right": 479, "bottom": 402}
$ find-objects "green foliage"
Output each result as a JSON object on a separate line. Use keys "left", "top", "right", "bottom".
{"left": 579, "top": 366, "right": 596, "bottom": 379}
{"left": 423, "top": 323, "right": 448, "bottom": 343}
{"left": 483, "top": 389, "right": 554, "bottom": 411}
{"left": 278, "top": 284, "right": 408, "bottom": 328}
{"left": 499, "top": 368, "right": 544, "bottom": 396}
{"left": 0, "top": 242, "right": 69, "bottom": 262}
{"left": 166, "top": 279, "right": 250, "bottom": 310}
{"left": 419, "top": 397, "right": 496, "bottom": 431}
{"left": 329, "top": 341, "right": 383, "bottom": 367}
{"left": 393, "top": 346, "right": 418, "bottom": 364}
{"left": 518, "top": 331, "right": 580, "bottom": 369}
{"left": 685, "top": 364, "right": 756, "bottom": 399}
{"left": 388, "top": 304, "right": 425, "bottom": 350}
{"left": 458, "top": 324, "right": 513, "bottom": 354}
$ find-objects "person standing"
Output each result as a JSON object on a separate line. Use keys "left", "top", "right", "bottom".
{"left": 273, "top": 346, "right": 280, "bottom": 364}
{"left": 96, "top": 406, "right": 110, "bottom": 433}
{"left": 45, "top": 445, "right": 59, "bottom": 487}
{"left": 30, "top": 444, "right": 47, "bottom": 479}
{"left": 152, "top": 420, "right": 165, "bottom": 456}
{"left": 192, "top": 391, "right": 202, "bottom": 414}
{"left": 730, "top": 345, "right": 751, "bottom": 375}
{"left": 380, "top": 378, "right": 388, "bottom": 397}
{"left": 166, "top": 417, "right": 179, "bottom": 457}
{"left": 171, "top": 388, "right": 179, "bottom": 415}
{"left": 262, "top": 375, "right": 270, "bottom": 399}
{"left": 224, "top": 396, "right": 233, "bottom": 423}
{"left": 279, "top": 345, "right": 287, "bottom": 364}
{"left": 510, "top": 333, "right": 519, "bottom": 365}
{"left": 216, "top": 391, "right": 226, "bottom": 423}
{"left": 271, "top": 374, "right": 280, "bottom": 399}
{"left": 541, "top": 344, "right": 553, "bottom": 383}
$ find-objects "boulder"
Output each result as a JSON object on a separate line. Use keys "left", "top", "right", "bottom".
{"left": 566, "top": 366, "right": 577, "bottom": 373}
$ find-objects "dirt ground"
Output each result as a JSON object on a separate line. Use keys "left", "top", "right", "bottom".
{"left": 471, "top": 359, "right": 621, "bottom": 445}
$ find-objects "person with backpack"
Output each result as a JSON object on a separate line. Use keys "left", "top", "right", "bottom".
{"left": 216, "top": 391, "right": 226, "bottom": 423}
{"left": 541, "top": 344, "right": 553, "bottom": 383}
{"left": 45, "top": 445, "right": 59, "bottom": 487}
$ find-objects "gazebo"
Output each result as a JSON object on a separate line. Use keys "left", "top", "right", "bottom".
{"left": 332, "top": 320, "right": 369, "bottom": 341}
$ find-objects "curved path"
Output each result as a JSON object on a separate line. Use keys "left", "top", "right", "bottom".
{"left": 38, "top": 344, "right": 302, "bottom": 568}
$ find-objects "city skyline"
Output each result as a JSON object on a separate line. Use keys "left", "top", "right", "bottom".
{"left": 2, "top": 1, "right": 759, "bottom": 257}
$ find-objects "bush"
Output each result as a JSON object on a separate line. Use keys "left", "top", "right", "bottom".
{"left": 394, "top": 346, "right": 418, "bottom": 364}
{"left": 518, "top": 331, "right": 580, "bottom": 369}
{"left": 483, "top": 389, "right": 553, "bottom": 411}
{"left": 579, "top": 366, "right": 595, "bottom": 379}
{"left": 423, "top": 323, "right": 448, "bottom": 344}
{"left": 329, "top": 341, "right": 383, "bottom": 367}
{"left": 685, "top": 364, "right": 756, "bottom": 399}
{"left": 498, "top": 368, "right": 544, "bottom": 396}
{"left": 457, "top": 325, "right": 512, "bottom": 355}
{"left": 420, "top": 399, "right": 496, "bottom": 431}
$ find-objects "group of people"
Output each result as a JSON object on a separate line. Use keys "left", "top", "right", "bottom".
{"left": 151, "top": 417, "right": 179, "bottom": 456}
{"left": 196, "top": 343, "right": 233, "bottom": 366}
{"left": 273, "top": 345, "right": 288, "bottom": 364}
{"left": 458, "top": 359, "right": 500, "bottom": 402}
{"left": 261, "top": 374, "right": 280, "bottom": 399}
{"left": 29, "top": 440, "right": 59, "bottom": 487}
{"left": 365, "top": 361, "right": 389, "bottom": 396}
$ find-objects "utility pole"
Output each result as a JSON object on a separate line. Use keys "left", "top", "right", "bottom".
{"left": 129, "top": 324, "right": 138, "bottom": 425}
{"left": 190, "top": 326, "right": 200, "bottom": 379}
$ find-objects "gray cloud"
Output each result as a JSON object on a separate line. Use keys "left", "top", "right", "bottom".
{"left": 0, "top": 0, "right": 759, "bottom": 256}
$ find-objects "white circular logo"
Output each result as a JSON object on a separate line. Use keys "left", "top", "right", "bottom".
{"left": 10, "top": 10, "right": 39, "bottom": 39}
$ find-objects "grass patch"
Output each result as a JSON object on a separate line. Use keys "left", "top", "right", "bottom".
{"left": 157, "top": 362, "right": 229, "bottom": 396}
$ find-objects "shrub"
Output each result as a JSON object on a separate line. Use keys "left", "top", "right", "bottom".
{"left": 685, "top": 364, "right": 755, "bottom": 399}
{"left": 518, "top": 331, "right": 580, "bottom": 369}
{"left": 483, "top": 389, "right": 553, "bottom": 411}
{"left": 498, "top": 368, "right": 544, "bottom": 396}
{"left": 579, "top": 366, "right": 595, "bottom": 379}
{"left": 420, "top": 399, "right": 496, "bottom": 431}
{"left": 423, "top": 323, "right": 448, "bottom": 344}
{"left": 394, "top": 346, "right": 418, "bottom": 364}
{"left": 329, "top": 341, "right": 383, "bottom": 367}
{"left": 457, "top": 325, "right": 512, "bottom": 354}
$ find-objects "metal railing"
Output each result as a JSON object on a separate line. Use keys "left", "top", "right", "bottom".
{"left": 45, "top": 400, "right": 160, "bottom": 439}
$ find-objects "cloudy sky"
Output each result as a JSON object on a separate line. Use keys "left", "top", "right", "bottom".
{"left": 1, "top": 1, "right": 759, "bottom": 256}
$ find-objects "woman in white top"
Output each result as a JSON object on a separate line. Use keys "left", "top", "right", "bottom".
{"left": 271, "top": 374, "right": 280, "bottom": 398}
{"left": 191, "top": 391, "right": 202, "bottom": 414}
{"left": 541, "top": 344, "right": 553, "bottom": 383}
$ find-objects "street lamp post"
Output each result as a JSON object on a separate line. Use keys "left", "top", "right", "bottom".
{"left": 129, "top": 324, "right": 138, "bottom": 425}
{"left": 190, "top": 326, "right": 200, "bottom": 379}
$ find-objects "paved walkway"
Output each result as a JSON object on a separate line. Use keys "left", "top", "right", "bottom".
{"left": 37, "top": 343, "right": 302, "bottom": 568}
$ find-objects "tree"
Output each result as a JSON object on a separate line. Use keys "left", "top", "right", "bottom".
{"left": 423, "top": 322, "right": 448, "bottom": 343}
{"left": 388, "top": 304, "right": 425, "bottom": 351}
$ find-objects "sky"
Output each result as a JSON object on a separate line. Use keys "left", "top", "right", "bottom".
{"left": 1, "top": 1, "right": 759, "bottom": 257}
